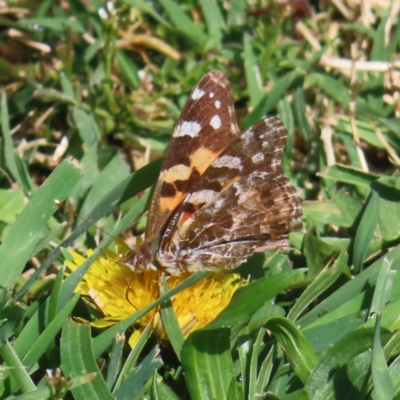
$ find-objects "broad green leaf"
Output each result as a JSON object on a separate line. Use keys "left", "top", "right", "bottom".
{"left": 150, "top": 373, "right": 181, "bottom": 399}
{"left": 329, "top": 190, "right": 363, "bottom": 228}
{"left": 208, "top": 270, "right": 303, "bottom": 328}
{"left": 78, "top": 151, "right": 130, "bottom": 218}
{"left": 0, "top": 159, "right": 82, "bottom": 288}
{"left": 266, "top": 317, "right": 317, "bottom": 383}
{"left": 0, "top": 189, "right": 25, "bottom": 224}
{"left": 303, "top": 230, "right": 342, "bottom": 279}
{"left": 372, "top": 177, "right": 400, "bottom": 241}
{"left": 303, "top": 311, "right": 368, "bottom": 354}
{"left": 305, "top": 328, "right": 392, "bottom": 399}
{"left": 182, "top": 329, "right": 234, "bottom": 400}
{"left": 0, "top": 301, "right": 25, "bottom": 346}
{"left": 61, "top": 320, "right": 113, "bottom": 400}
{"left": 227, "top": 0, "right": 246, "bottom": 27}
{"left": 59, "top": 71, "right": 75, "bottom": 98}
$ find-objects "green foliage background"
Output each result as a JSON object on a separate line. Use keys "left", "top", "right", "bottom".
{"left": 0, "top": 0, "right": 400, "bottom": 399}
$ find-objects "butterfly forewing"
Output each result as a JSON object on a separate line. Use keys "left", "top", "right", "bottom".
{"left": 145, "top": 70, "right": 240, "bottom": 239}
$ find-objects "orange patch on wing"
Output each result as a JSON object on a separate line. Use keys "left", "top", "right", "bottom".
{"left": 179, "top": 211, "right": 194, "bottom": 227}
{"left": 189, "top": 147, "right": 219, "bottom": 175}
{"left": 159, "top": 192, "right": 183, "bottom": 213}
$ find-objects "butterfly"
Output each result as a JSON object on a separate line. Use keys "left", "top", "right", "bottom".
{"left": 123, "top": 70, "right": 302, "bottom": 275}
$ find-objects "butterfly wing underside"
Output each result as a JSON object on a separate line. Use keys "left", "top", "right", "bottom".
{"left": 158, "top": 116, "right": 302, "bottom": 272}
{"left": 124, "top": 70, "right": 302, "bottom": 274}
{"left": 145, "top": 70, "right": 241, "bottom": 239}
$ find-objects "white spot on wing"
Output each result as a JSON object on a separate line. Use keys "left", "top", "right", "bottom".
{"left": 210, "top": 115, "right": 221, "bottom": 130}
{"left": 252, "top": 153, "right": 264, "bottom": 163}
{"left": 209, "top": 92, "right": 215, "bottom": 98}
{"left": 189, "top": 189, "right": 217, "bottom": 204}
{"left": 164, "top": 164, "right": 192, "bottom": 183}
{"left": 215, "top": 100, "right": 221, "bottom": 109}
{"left": 174, "top": 121, "right": 201, "bottom": 138}
{"left": 213, "top": 154, "right": 243, "bottom": 170}
{"left": 192, "top": 87, "right": 205, "bottom": 100}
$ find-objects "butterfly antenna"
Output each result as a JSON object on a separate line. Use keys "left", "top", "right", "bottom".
{"left": 54, "top": 199, "right": 119, "bottom": 242}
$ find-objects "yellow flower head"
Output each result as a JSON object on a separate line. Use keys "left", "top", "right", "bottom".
{"left": 65, "top": 243, "right": 243, "bottom": 340}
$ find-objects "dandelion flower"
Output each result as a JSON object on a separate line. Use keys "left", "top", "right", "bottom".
{"left": 65, "top": 243, "right": 243, "bottom": 340}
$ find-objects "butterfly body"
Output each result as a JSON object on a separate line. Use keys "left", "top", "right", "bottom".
{"left": 123, "top": 70, "right": 302, "bottom": 275}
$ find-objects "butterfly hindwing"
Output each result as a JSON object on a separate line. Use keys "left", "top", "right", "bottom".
{"left": 160, "top": 117, "right": 302, "bottom": 272}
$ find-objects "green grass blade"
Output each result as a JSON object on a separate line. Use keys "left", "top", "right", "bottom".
{"left": 0, "top": 300, "right": 25, "bottom": 346}
{"left": 158, "top": 0, "right": 208, "bottom": 49}
{"left": 0, "top": 158, "right": 82, "bottom": 288}
{"left": 243, "top": 34, "right": 263, "bottom": 109}
{"left": 297, "top": 245, "right": 400, "bottom": 328}
{"left": 305, "top": 328, "right": 392, "bottom": 399}
{"left": 47, "top": 265, "right": 65, "bottom": 325}
{"left": 265, "top": 317, "right": 317, "bottom": 383}
{"left": 160, "top": 275, "right": 185, "bottom": 361}
{"left": 61, "top": 319, "right": 114, "bottom": 400}
{"left": 0, "top": 340, "right": 36, "bottom": 393}
{"left": 227, "top": 0, "right": 246, "bottom": 27}
{"left": 288, "top": 251, "right": 348, "bottom": 322}
{"left": 116, "top": 51, "right": 140, "bottom": 90}
{"left": 74, "top": 108, "right": 99, "bottom": 147}
{"left": 369, "top": 257, "right": 395, "bottom": 317}
{"left": 208, "top": 270, "right": 303, "bottom": 328}
{"left": 319, "top": 164, "right": 379, "bottom": 187}
{"left": 372, "top": 314, "right": 395, "bottom": 399}
{"left": 181, "top": 329, "right": 235, "bottom": 400}
{"left": 113, "top": 346, "right": 163, "bottom": 400}
{"left": 59, "top": 71, "right": 75, "bottom": 98}
{"left": 22, "top": 293, "right": 80, "bottom": 372}
{"left": 1, "top": 92, "right": 22, "bottom": 186}
{"left": 199, "top": 0, "right": 225, "bottom": 48}
{"left": 114, "top": 323, "right": 152, "bottom": 391}
{"left": 106, "top": 333, "right": 125, "bottom": 391}
{"left": 248, "top": 328, "right": 265, "bottom": 400}
{"left": 353, "top": 190, "right": 380, "bottom": 273}
{"left": 293, "top": 77, "right": 314, "bottom": 144}
{"left": 256, "top": 345, "right": 274, "bottom": 394}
